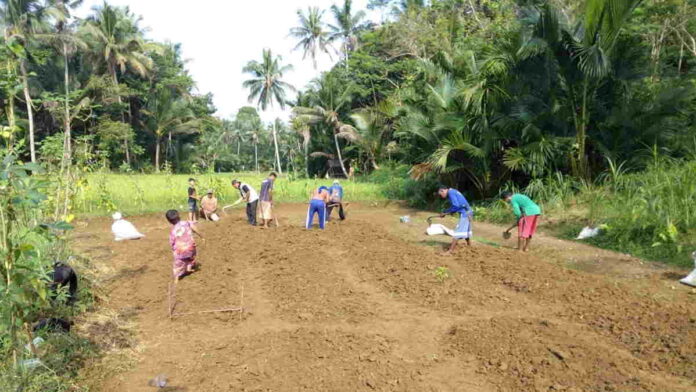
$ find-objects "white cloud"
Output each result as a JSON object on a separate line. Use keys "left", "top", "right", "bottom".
{"left": 76, "top": 0, "right": 376, "bottom": 122}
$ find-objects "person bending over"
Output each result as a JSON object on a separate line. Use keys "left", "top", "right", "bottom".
{"left": 306, "top": 186, "right": 330, "bottom": 230}
{"left": 438, "top": 185, "right": 474, "bottom": 254}
{"left": 502, "top": 191, "right": 541, "bottom": 252}
{"left": 232, "top": 180, "right": 259, "bottom": 225}
{"left": 327, "top": 180, "right": 346, "bottom": 221}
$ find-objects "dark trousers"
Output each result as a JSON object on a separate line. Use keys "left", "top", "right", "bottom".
{"left": 246, "top": 200, "right": 258, "bottom": 225}
{"left": 327, "top": 203, "right": 345, "bottom": 221}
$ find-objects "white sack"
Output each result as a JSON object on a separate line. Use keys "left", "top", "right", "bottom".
{"left": 426, "top": 224, "right": 455, "bottom": 237}
{"left": 111, "top": 214, "right": 144, "bottom": 241}
{"left": 210, "top": 213, "right": 220, "bottom": 222}
{"left": 577, "top": 226, "right": 600, "bottom": 240}
{"left": 680, "top": 252, "right": 696, "bottom": 287}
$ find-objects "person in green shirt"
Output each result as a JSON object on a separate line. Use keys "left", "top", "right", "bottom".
{"left": 501, "top": 192, "right": 542, "bottom": 252}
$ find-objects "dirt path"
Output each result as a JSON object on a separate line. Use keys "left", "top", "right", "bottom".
{"left": 74, "top": 204, "right": 695, "bottom": 392}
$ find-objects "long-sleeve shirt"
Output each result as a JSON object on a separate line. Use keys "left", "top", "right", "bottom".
{"left": 328, "top": 185, "right": 343, "bottom": 202}
{"left": 443, "top": 189, "right": 472, "bottom": 215}
{"left": 509, "top": 193, "right": 541, "bottom": 219}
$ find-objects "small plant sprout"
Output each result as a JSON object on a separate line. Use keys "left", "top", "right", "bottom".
{"left": 433, "top": 266, "right": 451, "bottom": 283}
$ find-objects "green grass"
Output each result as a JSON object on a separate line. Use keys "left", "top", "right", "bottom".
{"left": 476, "top": 161, "right": 696, "bottom": 267}
{"left": 74, "top": 172, "right": 392, "bottom": 216}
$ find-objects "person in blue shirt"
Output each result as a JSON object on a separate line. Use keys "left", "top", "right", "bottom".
{"left": 438, "top": 185, "right": 473, "bottom": 253}
{"left": 326, "top": 180, "right": 346, "bottom": 221}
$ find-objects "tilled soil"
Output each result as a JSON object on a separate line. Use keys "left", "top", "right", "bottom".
{"left": 74, "top": 204, "right": 695, "bottom": 392}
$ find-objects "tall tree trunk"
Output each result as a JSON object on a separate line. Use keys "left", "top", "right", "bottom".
{"left": 5, "top": 60, "right": 16, "bottom": 151}
{"left": 254, "top": 141, "right": 259, "bottom": 173}
{"left": 333, "top": 132, "right": 349, "bottom": 178}
{"left": 110, "top": 65, "right": 130, "bottom": 165}
{"left": 304, "top": 143, "right": 310, "bottom": 178}
{"left": 272, "top": 121, "right": 283, "bottom": 175}
{"left": 19, "top": 60, "right": 36, "bottom": 163}
{"left": 574, "top": 81, "right": 590, "bottom": 179}
{"left": 62, "top": 43, "right": 72, "bottom": 166}
{"left": 155, "top": 134, "right": 161, "bottom": 172}
{"left": 237, "top": 139, "right": 241, "bottom": 155}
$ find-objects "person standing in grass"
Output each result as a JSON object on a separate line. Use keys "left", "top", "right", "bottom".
{"left": 166, "top": 210, "right": 203, "bottom": 282}
{"left": 258, "top": 172, "right": 277, "bottom": 228}
{"left": 327, "top": 180, "right": 345, "bottom": 221}
{"left": 232, "top": 179, "right": 259, "bottom": 226}
{"left": 502, "top": 191, "right": 542, "bottom": 252}
{"left": 306, "top": 186, "right": 330, "bottom": 229}
{"left": 187, "top": 178, "right": 200, "bottom": 222}
{"left": 438, "top": 185, "right": 473, "bottom": 254}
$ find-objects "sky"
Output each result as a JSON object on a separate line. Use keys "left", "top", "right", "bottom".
{"left": 76, "top": 0, "right": 378, "bottom": 123}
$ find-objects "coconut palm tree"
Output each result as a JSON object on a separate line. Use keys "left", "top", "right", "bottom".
{"left": 81, "top": 2, "right": 153, "bottom": 164}
{"left": 0, "top": 0, "right": 51, "bottom": 163}
{"left": 289, "top": 7, "right": 333, "bottom": 69}
{"left": 293, "top": 76, "right": 354, "bottom": 178}
{"left": 242, "top": 48, "right": 295, "bottom": 175}
{"left": 517, "top": 0, "right": 643, "bottom": 178}
{"left": 142, "top": 89, "right": 198, "bottom": 171}
{"left": 43, "top": 0, "right": 84, "bottom": 167}
{"left": 328, "top": 0, "right": 370, "bottom": 64}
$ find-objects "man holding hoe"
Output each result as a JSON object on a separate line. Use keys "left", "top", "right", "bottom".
{"left": 502, "top": 191, "right": 542, "bottom": 252}
{"left": 231, "top": 179, "right": 259, "bottom": 226}
{"left": 437, "top": 185, "right": 473, "bottom": 254}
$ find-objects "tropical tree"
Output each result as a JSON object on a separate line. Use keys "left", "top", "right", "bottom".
{"left": 328, "top": 0, "right": 371, "bottom": 64}
{"left": 142, "top": 89, "right": 198, "bottom": 171}
{"left": 347, "top": 100, "right": 397, "bottom": 170}
{"left": 294, "top": 75, "right": 355, "bottom": 178}
{"left": 81, "top": 2, "right": 153, "bottom": 164}
{"left": 0, "top": 0, "right": 50, "bottom": 163}
{"left": 290, "top": 7, "right": 333, "bottom": 69}
{"left": 43, "top": 0, "right": 84, "bottom": 168}
{"left": 242, "top": 48, "right": 295, "bottom": 174}
{"left": 290, "top": 115, "right": 311, "bottom": 176}
{"left": 517, "top": 0, "right": 644, "bottom": 177}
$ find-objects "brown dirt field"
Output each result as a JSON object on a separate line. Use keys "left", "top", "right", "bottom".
{"left": 73, "top": 203, "right": 696, "bottom": 392}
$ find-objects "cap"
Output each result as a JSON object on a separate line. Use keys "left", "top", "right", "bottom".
{"left": 333, "top": 180, "right": 340, "bottom": 185}
{"left": 207, "top": 189, "right": 213, "bottom": 194}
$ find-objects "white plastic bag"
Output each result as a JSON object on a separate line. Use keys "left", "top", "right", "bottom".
{"left": 576, "top": 226, "right": 600, "bottom": 240}
{"left": 680, "top": 251, "right": 696, "bottom": 287}
{"left": 209, "top": 213, "right": 220, "bottom": 222}
{"left": 426, "top": 224, "right": 455, "bottom": 237}
{"left": 111, "top": 212, "right": 144, "bottom": 241}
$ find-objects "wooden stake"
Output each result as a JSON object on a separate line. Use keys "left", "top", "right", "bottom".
{"left": 172, "top": 307, "right": 243, "bottom": 317}
{"left": 239, "top": 283, "right": 244, "bottom": 322}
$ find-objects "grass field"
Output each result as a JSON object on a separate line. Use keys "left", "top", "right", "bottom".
{"left": 74, "top": 172, "right": 392, "bottom": 215}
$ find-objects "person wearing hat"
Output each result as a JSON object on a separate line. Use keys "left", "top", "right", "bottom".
{"left": 232, "top": 179, "right": 259, "bottom": 225}
{"left": 200, "top": 189, "right": 219, "bottom": 221}
{"left": 437, "top": 185, "right": 473, "bottom": 254}
{"left": 306, "top": 186, "right": 330, "bottom": 229}
{"left": 327, "top": 180, "right": 345, "bottom": 221}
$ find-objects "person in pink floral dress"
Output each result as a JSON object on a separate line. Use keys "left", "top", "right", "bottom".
{"left": 166, "top": 210, "right": 203, "bottom": 281}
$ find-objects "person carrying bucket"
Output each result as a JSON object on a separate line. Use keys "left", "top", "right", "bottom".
{"left": 437, "top": 185, "right": 473, "bottom": 254}
{"left": 501, "top": 191, "right": 542, "bottom": 252}
{"left": 306, "top": 186, "right": 330, "bottom": 230}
